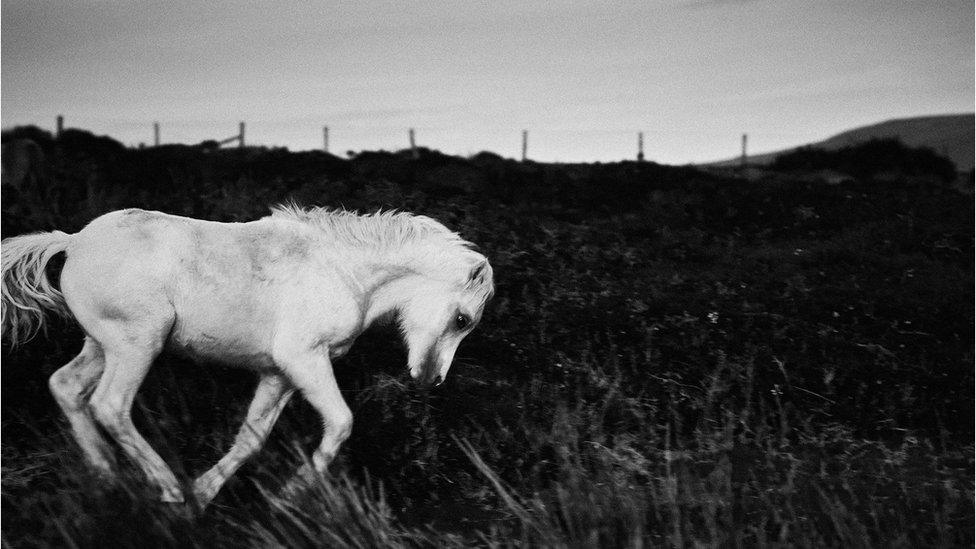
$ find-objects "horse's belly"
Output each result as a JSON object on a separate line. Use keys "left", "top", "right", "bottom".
{"left": 167, "top": 311, "right": 276, "bottom": 371}
{"left": 167, "top": 332, "right": 275, "bottom": 370}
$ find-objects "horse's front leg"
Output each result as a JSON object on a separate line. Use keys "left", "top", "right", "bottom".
{"left": 273, "top": 343, "right": 353, "bottom": 491}
{"left": 191, "top": 373, "right": 295, "bottom": 507}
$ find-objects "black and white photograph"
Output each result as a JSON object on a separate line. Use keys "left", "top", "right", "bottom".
{"left": 1, "top": 1, "right": 973, "bottom": 546}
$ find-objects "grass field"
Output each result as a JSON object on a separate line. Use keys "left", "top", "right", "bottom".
{"left": 1, "top": 139, "right": 973, "bottom": 547}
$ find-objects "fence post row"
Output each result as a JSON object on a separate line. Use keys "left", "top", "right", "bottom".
{"left": 52, "top": 117, "right": 754, "bottom": 164}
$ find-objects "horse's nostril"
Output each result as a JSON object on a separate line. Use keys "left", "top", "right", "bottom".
{"left": 433, "top": 375, "right": 443, "bottom": 386}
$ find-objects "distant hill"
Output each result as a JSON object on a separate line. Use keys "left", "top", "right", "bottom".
{"left": 707, "top": 114, "right": 974, "bottom": 172}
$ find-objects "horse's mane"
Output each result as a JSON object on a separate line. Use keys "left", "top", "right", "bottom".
{"left": 269, "top": 205, "right": 493, "bottom": 298}
{"left": 269, "top": 204, "right": 465, "bottom": 249}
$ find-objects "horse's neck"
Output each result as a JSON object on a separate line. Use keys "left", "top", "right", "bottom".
{"left": 346, "top": 245, "right": 435, "bottom": 326}
{"left": 360, "top": 275, "right": 416, "bottom": 326}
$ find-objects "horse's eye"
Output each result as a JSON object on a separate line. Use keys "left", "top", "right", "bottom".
{"left": 455, "top": 313, "right": 470, "bottom": 330}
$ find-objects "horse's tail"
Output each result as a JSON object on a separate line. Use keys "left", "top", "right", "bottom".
{"left": 1, "top": 231, "right": 73, "bottom": 346}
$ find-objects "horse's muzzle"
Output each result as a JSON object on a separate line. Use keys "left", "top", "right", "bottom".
{"left": 417, "top": 369, "right": 443, "bottom": 387}
{"left": 411, "top": 360, "right": 444, "bottom": 387}
{"left": 410, "top": 345, "right": 446, "bottom": 387}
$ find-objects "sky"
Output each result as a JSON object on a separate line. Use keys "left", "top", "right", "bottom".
{"left": 2, "top": 1, "right": 973, "bottom": 164}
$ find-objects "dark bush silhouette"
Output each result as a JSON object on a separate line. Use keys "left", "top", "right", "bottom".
{"left": 58, "top": 129, "right": 127, "bottom": 158}
{"left": 771, "top": 138, "right": 958, "bottom": 183}
{"left": 1, "top": 125, "right": 57, "bottom": 151}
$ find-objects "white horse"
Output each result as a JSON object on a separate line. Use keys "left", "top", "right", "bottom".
{"left": 0, "top": 205, "right": 494, "bottom": 506}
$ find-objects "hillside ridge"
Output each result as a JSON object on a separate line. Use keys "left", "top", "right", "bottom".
{"left": 706, "top": 113, "right": 974, "bottom": 171}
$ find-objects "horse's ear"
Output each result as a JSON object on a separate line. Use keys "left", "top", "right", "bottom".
{"left": 468, "top": 259, "right": 488, "bottom": 284}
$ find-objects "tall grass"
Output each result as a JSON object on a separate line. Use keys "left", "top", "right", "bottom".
{"left": 2, "top": 145, "right": 972, "bottom": 547}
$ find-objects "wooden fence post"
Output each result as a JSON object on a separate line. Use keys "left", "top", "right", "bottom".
{"left": 239, "top": 122, "right": 246, "bottom": 148}
{"left": 638, "top": 132, "right": 645, "bottom": 162}
{"left": 522, "top": 130, "right": 528, "bottom": 161}
{"left": 740, "top": 133, "right": 748, "bottom": 172}
{"left": 56, "top": 115, "right": 64, "bottom": 138}
{"left": 154, "top": 122, "right": 160, "bottom": 147}
{"left": 323, "top": 126, "right": 329, "bottom": 153}
{"left": 409, "top": 128, "right": 418, "bottom": 159}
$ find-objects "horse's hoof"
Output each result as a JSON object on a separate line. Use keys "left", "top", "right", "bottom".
{"left": 279, "top": 473, "right": 317, "bottom": 498}
{"left": 191, "top": 489, "right": 216, "bottom": 510}
{"left": 160, "top": 489, "right": 185, "bottom": 504}
{"left": 90, "top": 458, "right": 117, "bottom": 476}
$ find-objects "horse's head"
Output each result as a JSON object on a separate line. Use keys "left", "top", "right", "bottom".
{"left": 397, "top": 256, "right": 494, "bottom": 386}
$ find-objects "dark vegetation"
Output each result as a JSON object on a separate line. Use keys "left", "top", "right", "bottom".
{"left": 2, "top": 126, "right": 973, "bottom": 547}
{"left": 770, "top": 138, "right": 959, "bottom": 185}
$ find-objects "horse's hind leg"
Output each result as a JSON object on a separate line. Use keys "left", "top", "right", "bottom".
{"left": 49, "top": 337, "right": 114, "bottom": 473}
{"left": 88, "top": 339, "right": 184, "bottom": 503}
